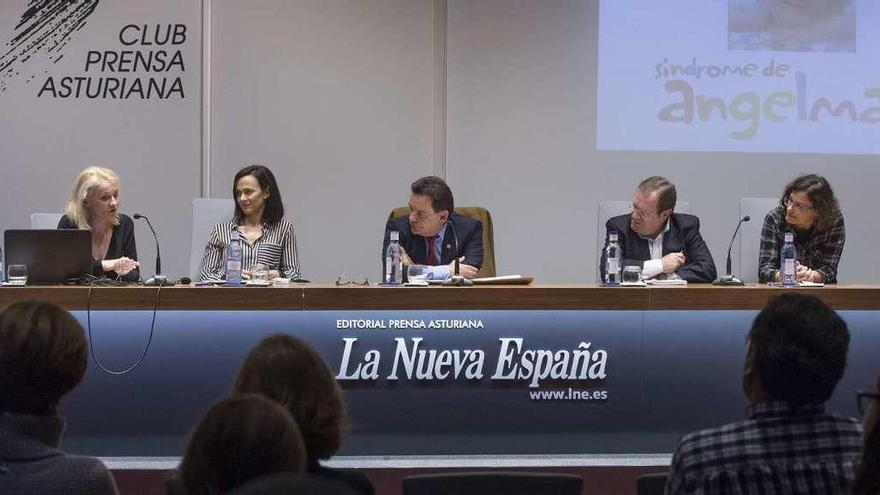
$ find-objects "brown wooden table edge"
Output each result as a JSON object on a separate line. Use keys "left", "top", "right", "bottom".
{"left": 647, "top": 285, "right": 880, "bottom": 310}
{"left": 0, "top": 284, "right": 877, "bottom": 311}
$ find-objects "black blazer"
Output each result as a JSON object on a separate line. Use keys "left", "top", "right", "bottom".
{"left": 58, "top": 213, "right": 140, "bottom": 282}
{"left": 600, "top": 213, "right": 717, "bottom": 283}
{"left": 382, "top": 212, "right": 483, "bottom": 269}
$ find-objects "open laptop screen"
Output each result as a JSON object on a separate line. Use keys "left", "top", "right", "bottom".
{"left": 4, "top": 229, "right": 92, "bottom": 284}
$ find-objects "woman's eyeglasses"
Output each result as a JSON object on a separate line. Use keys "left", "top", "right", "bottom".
{"left": 783, "top": 195, "right": 814, "bottom": 213}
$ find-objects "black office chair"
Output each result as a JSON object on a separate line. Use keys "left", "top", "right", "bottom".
{"left": 402, "top": 471, "right": 583, "bottom": 495}
{"left": 168, "top": 473, "right": 358, "bottom": 495}
{"left": 636, "top": 472, "right": 668, "bottom": 495}
{"left": 228, "top": 474, "right": 359, "bottom": 495}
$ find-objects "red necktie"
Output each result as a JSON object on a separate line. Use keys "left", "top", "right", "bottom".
{"left": 426, "top": 236, "right": 439, "bottom": 265}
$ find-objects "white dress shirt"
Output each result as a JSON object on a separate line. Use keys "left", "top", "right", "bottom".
{"left": 636, "top": 220, "right": 679, "bottom": 280}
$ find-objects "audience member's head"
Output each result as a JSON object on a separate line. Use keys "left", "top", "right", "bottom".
{"left": 0, "top": 301, "right": 87, "bottom": 415}
{"left": 180, "top": 394, "right": 306, "bottom": 495}
{"left": 744, "top": 293, "right": 849, "bottom": 405}
{"left": 233, "top": 334, "right": 348, "bottom": 460}
{"left": 852, "top": 373, "right": 880, "bottom": 495}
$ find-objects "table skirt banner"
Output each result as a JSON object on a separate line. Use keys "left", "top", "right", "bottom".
{"left": 61, "top": 310, "right": 878, "bottom": 456}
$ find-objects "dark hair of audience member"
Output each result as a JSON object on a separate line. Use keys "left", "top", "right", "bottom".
{"left": 411, "top": 176, "right": 454, "bottom": 214}
{"left": 748, "top": 293, "right": 849, "bottom": 404}
{"left": 233, "top": 334, "right": 348, "bottom": 459}
{"left": 0, "top": 301, "right": 87, "bottom": 415}
{"left": 852, "top": 375, "right": 880, "bottom": 495}
{"left": 779, "top": 173, "right": 842, "bottom": 232}
{"left": 233, "top": 164, "right": 285, "bottom": 225}
{"left": 180, "top": 394, "right": 306, "bottom": 495}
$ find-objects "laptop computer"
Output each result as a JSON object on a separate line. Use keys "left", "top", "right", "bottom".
{"left": 4, "top": 229, "right": 92, "bottom": 284}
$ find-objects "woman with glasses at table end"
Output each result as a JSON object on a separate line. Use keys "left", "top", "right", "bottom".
{"left": 199, "top": 165, "right": 302, "bottom": 282}
{"left": 758, "top": 174, "right": 844, "bottom": 284}
{"left": 853, "top": 375, "right": 880, "bottom": 495}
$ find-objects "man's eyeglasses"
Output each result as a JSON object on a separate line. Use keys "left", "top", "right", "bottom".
{"left": 783, "top": 195, "right": 814, "bottom": 213}
{"left": 630, "top": 203, "right": 653, "bottom": 219}
{"left": 857, "top": 390, "right": 880, "bottom": 415}
{"left": 335, "top": 276, "right": 369, "bottom": 287}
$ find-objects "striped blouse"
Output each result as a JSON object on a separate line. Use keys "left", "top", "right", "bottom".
{"left": 199, "top": 220, "right": 301, "bottom": 282}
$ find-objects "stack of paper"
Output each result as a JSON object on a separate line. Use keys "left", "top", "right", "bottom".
{"left": 646, "top": 279, "right": 688, "bottom": 286}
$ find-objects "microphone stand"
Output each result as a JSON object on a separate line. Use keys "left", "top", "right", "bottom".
{"left": 445, "top": 217, "right": 472, "bottom": 286}
{"left": 714, "top": 215, "right": 750, "bottom": 286}
{"left": 134, "top": 213, "right": 173, "bottom": 286}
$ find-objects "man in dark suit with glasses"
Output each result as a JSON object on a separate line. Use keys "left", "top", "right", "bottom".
{"left": 600, "top": 176, "right": 717, "bottom": 283}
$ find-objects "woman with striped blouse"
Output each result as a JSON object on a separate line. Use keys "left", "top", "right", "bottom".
{"left": 199, "top": 165, "right": 301, "bottom": 282}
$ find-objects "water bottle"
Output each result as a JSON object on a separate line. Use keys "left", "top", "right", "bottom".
{"left": 226, "top": 230, "right": 243, "bottom": 286}
{"left": 780, "top": 232, "right": 797, "bottom": 287}
{"left": 604, "top": 232, "right": 621, "bottom": 286}
{"left": 384, "top": 231, "right": 403, "bottom": 285}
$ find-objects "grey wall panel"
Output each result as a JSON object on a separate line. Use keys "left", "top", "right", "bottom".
{"left": 210, "top": 0, "right": 436, "bottom": 283}
{"left": 0, "top": 0, "right": 201, "bottom": 280}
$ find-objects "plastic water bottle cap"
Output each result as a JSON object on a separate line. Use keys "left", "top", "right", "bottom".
{"left": 609, "top": 232, "right": 618, "bottom": 242}
{"left": 390, "top": 231, "right": 400, "bottom": 241}
{"left": 784, "top": 232, "right": 794, "bottom": 242}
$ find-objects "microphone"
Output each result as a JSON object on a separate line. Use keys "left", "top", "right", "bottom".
{"left": 444, "top": 217, "right": 472, "bottom": 286}
{"left": 134, "top": 213, "right": 173, "bottom": 286}
{"left": 713, "top": 215, "right": 750, "bottom": 286}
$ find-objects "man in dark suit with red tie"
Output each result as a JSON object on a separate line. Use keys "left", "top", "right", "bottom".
{"left": 382, "top": 176, "right": 483, "bottom": 280}
{"left": 600, "top": 176, "right": 717, "bottom": 283}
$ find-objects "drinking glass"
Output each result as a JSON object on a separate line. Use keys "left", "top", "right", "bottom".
{"left": 622, "top": 265, "right": 642, "bottom": 284}
{"left": 250, "top": 264, "right": 269, "bottom": 285}
{"left": 7, "top": 264, "right": 28, "bottom": 285}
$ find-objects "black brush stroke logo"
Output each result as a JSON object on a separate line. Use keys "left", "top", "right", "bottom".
{"left": 0, "top": 0, "right": 100, "bottom": 92}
